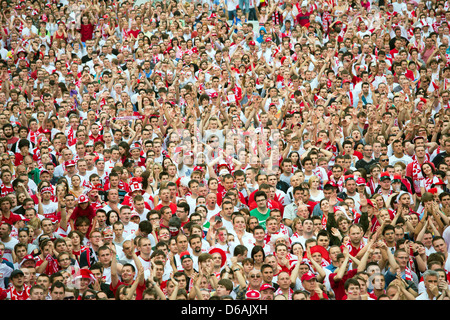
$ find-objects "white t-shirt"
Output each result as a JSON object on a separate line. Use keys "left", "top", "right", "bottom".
{"left": 1, "top": 238, "right": 19, "bottom": 263}
{"left": 122, "top": 221, "right": 139, "bottom": 239}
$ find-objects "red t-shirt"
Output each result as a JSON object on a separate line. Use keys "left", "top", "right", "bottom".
{"left": 329, "top": 269, "right": 358, "bottom": 300}
{"left": 110, "top": 280, "right": 146, "bottom": 300}
{"left": 79, "top": 24, "right": 94, "bottom": 42}
{"left": 155, "top": 202, "right": 177, "bottom": 214}
{"left": 1, "top": 212, "right": 22, "bottom": 226}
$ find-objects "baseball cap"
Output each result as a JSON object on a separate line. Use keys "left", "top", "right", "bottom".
{"left": 20, "top": 254, "right": 37, "bottom": 267}
{"left": 301, "top": 271, "right": 316, "bottom": 282}
{"left": 380, "top": 172, "right": 391, "bottom": 181}
{"left": 245, "top": 290, "right": 261, "bottom": 300}
{"left": 78, "top": 194, "right": 89, "bottom": 203}
{"left": 356, "top": 177, "right": 366, "bottom": 185}
{"left": 65, "top": 160, "right": 76, "bottom": 167}
{"left": 10, "top": 269, "right": 24, "bottom": 279}
{"left": 259, "top": 284, "right": 275, "bottom": 291}
{"left": 130, "top": 211, "right": 140, "bottom": 219}
{"left": 180, "top": 251, "right": 192, "bottom": 262}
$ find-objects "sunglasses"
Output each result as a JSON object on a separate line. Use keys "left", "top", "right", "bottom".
{"left": 19, "top": 227, "right": 29, "bottom": 232}
{"left": 64, "top": 296, "right": 75, "bottom": 300}
{"left": 250, "top": 274, "right": 261, "bottom": 278}
{"left": 84, "top": 295, "right": 96, "bottom": 299}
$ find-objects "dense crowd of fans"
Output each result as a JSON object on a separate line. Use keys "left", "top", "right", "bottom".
{"left": 0, "top": 0, "right": 450, "bottom": 301}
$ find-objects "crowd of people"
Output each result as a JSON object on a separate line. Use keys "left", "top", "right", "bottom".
{"left": 0, "top": 0, "right": 450, "bottom": 302}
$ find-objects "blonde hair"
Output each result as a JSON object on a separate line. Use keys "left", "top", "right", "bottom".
{"left": 308, "top": 176, "right": 320, "bottom": 188}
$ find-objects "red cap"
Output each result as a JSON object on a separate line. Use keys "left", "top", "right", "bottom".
{"left": 260, "top": 283, "right": 275, "bottom": 291}
{"left": 344, "top": 174, "right": 355, "bottom": 181}
{"left": 129, "top": 142, "right": 141, "bottom": 151}
{"left": 78, "top": 194, "right": 89, "bottom": 203}
{"left": 20, "top": 254, "right": 37, "bottom": 266}
{"left": 245, "top": 290, "right": 261, "bottom": 300}
{"left": 131, "top": 211, "right": 140, "bottom": 218}
{"left": 180, "top": 251, "right": 192, "bottom": 262}
{"left": 249, "top": 40, "right": 256, "bottom": 46}
{"left": 301, "top": 271, "right": 317, "bottom": 282}
{"left": 380, "top": 172, "right": 391, "bottom": 181}
{"left": 130, "top": 182, "right": 143, "bottom": 192}
{"left": 211, "top": 92, "right": 218, "bottom": 98}
{"left": 65, "top": 160, "right": 76, "bottom": 167}
{"left": 356, "top": 177, "right": 366, "bottom": 185}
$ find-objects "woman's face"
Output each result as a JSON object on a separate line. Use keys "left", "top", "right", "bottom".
{"left": 18, "top": 231, "right": 29, "bottom": 244}
{"left": 320, "top": 199, "right": 329, "bottom": 212}
{"left": 253, "top": 250, "right": 264, "bottom": 263}
{"left": 72, "top": 232, "right": 82, "bottom": 246}
{"left": 109, "top": 212, "right": 119, "bottom": 224}
{"left": 375, "top": 196, "right": 384, "bottom": 208}
{"left": 72, "top": 175, "right": 81, "bottom": 187}
{"left": 292, "top": 244, "right": 303, "bottom": 257}
{"left": 294, "top": 221, "right": 303, "bottom": 233}
{"left": 290, "top": 153, "right": 299, "bottom": 164}
{"left": 423, "top": 164, "right": 432, "bottom": 176}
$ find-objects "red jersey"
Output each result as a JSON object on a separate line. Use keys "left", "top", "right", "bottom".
{"left": 6, "top": 285, "right": 30, "bottom": 300}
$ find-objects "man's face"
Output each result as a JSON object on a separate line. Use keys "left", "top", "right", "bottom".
{"left": 349, "top": 226, "right": 362, "bottom": 244}
{"left": 51, "top": 287, "right": 65, "bottom": 300}
{"left": 233, "top": 217, "right": 246, "bottom": 232}
{"left": 433, "top": 239, "right": 448, "bottom": 253}
{"left": 139, "top": 239, "right": 152, "bottom": 255}
{"left": 345, "top": 284, "right": 361, "bottom": 300}
{"left": 177, "top": 235, "right": 189, "bottom": 252}
{"left": 260, "top": 288, "right": 274, "bottom": 300}
{"left": 384, "top": 229, "right": 395, "bottom": 243}
{"left": 189, "top": 238, "right": 202, "bottom": 254}
{"left": 395, "top": 252, "right": 410, "bottom": 267}
{"left": 37, "top": 276, "right": 50, "bottom": 290}
{"left": 248, "top": 270, "right": 263, "bottom": 287}
{"left": 261, "top": 266, "right": 274, "bottom": 283}
{"left": 181, "top": 257, "right": 193, "bottom": 271}
{"left": 42, "top": 221, "right": 53, "bottom": 235}
{"left": 121, "top": 265, "right": 135, "bottom": 282}
{"left": 30, "top": 288, "right": 45, "bottom": 300}
{"left": 120, "top": 209, "right": 131, "bottom": 223}
{"left": 424, "top": 275, "right": 439, "bottom": 291}
{"left": 277, "top": 271, "right": 291, "bottom": 289}
{"left": 98, "top": 249, "right": 112, "bottom": 265}
{"left": 317, "top": 235, "right": 329, "bottom": 248}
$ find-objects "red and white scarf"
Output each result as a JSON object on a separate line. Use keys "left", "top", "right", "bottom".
{"left": 275, "top": 287, "right": 293, "bottom": 300}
